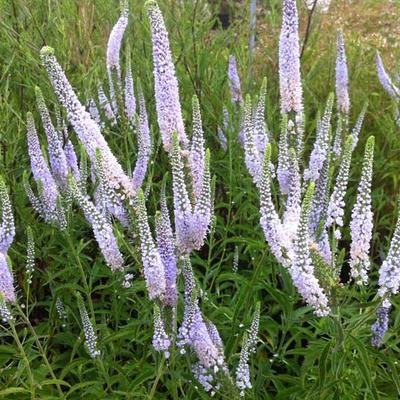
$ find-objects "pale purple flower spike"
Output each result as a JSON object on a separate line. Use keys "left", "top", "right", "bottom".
{"left": 350, "top": 136, "right": 374, "bottom": 285}
{"left": 371, "top": 304, "right": 390, "bottom": 348}
{"left": 136, "top": 190, "right": 166, "bottom": 301}
{"left": 0, "top": 253, "right": 15, "bottom": 303}
{"left": 228, "top": 55, "right": 243, "bottom": 105}
{"left": 291, "top": 183, "right": 330, "bottom": 316}
{"left": 189, "top": 95, "right": 206, "bottom": 199}
{"left": 106, "top": 0, "right": 129, "bottom": 113}
{"left": 40, "top": 47, "right": 134, "bottom": 201}
{"left": 335, "top": 31, "right": 350, "bottom": 114}
{"left": 146, "top": 1, "right": 188, "bottom": 151}
{"left": 132, "top": 86, "right": 151, "bottom": 192}
{"left": 35, "top": 87, "right": 69, "bottom": 187}
{"left": 375, "top": 51, "right": 400, "bottom": 99}
{"left": 279, "top": 0, "right": 303, "bottom": 113}
{"left": 0, "top": 178, "right": 15, "bottom": 255}
{"left": 124, "top": 56, "right": 136, "bottom": 123}
{"left": 155, "top": 186, "right": 178, "bottom": 307}
{"left": 26, "top": 113, "right": 60, "bottom": 220}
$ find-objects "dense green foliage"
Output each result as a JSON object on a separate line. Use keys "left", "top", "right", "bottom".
{"left": 0, "top": 0, "right": 400, "bottom": 399}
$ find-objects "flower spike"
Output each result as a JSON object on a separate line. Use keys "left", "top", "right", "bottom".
{"left": 146, "top": 1, "right": 187, "bottom": 151}
{"left": 350, "top": 136, "right": 374, "bottom": 285}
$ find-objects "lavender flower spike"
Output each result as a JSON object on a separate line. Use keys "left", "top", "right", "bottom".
{"left": 282, "top": 148, "right": 301, "bottom": 243}
{"left": 291, "top": 182, "right": 330, "bottom": 316}
{"left": 350, "top": 136, "right": 374, "bottom": 285}
{"left": 132, "top": 84, "right": 151, "bottom": 192}
{"left": 228, "top": 55, "right": 243, "bottom": 105}
{"left": 277, "top": 115, "right": 291, "bottom": 194}
{"left": 106, "top": 0, "right": 128, "bottom": 75}
{"left": 136, "top": 189, "right": 166, "bottom": 300}
{"left": 235, "top": 303, "right": 260, "bottom": 396}
{"left": 253, "top": 77, "right": 269, "bottom": 155}
{"left": 335, "top": 31, "right": 350, "bottom": 114}
{"left": 371, "top": 303, "right": 390, "bottom": 348}
{"left": 35, "top": 87, "right": 69, "bottom": 186}
{"left": 146, "top": 1, "right": 187, "bottom": 151}
{"left": 170, "top": 133, "right": 193, "bottom": 254}
{"left": 152, "top": 303, "right": 171, "bottom": 357}
{"left": 326, "top": 135, "right": 353, "bottom": 238}
{"left": 304, "top": 93, "right": 334, "bottom": 182}
{"left": 191, "top": 149, "right": 212, "bottom": 251}
{"left": 40, "top": 47, "right": 134, "bottom": 200}
{"left": 189, "top": 95, "right": 205, "bottom": 199}
{"left": 351, "top": 103, "right": 367, "bottom": 150}
{"left": 76, "top": 292, "right": 101, "bottom": 358}
{"left": 0, "top": 253, "right": 15, "bottom": 303}
{"left": 98, "top": 85, "right": 117, "bottom": 125}
{"left": 375, "top": 51, "right": 400, "bottom": 99}
{"left": 106, "top": 0, "right": 129, "bottom": 113}
{"left": 69, "top": 177, "right": 124, "bottom": 271}
{"left": 26, "top": 112, "right": 60, "bottom": 221}
{"left": 279, "top": 0, "right": 303, "bottom": 113}
{"left": 259, "top": 144, "right": 287, "bottom": 265}
{"left": 124, "top": 46, "right": 136, "bottom": 123}
{"left": 0, "top": 177, "right": 15, "bottom": 254}
{"left": 377, "top": 202, "right": 400, "bottom": 301}
{"left": 243, "top": 96, "right": 262, "bottom": 185}
{"left": 155, "top": 182, "right": 178, "bottom": 306}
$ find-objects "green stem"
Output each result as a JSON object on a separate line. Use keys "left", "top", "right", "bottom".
{"left": 148, "top": 357, "right": 165, "bottom": 400}
{"left": 16, "top": 305, "right": 64, "bottom": 397}
{"left": 9, "top": 320, "right": 36, "bottom": 399}
{"left": 64, "top": 232, "right": 95, "bottom": 320}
